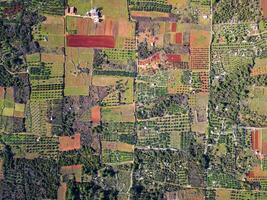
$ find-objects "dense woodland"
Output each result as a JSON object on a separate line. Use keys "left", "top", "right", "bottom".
{"left": 0, "top": 145, "right": 59, "bottom": 199}
{"left": 213, "top": 0, "right": 262, "bottom": 23}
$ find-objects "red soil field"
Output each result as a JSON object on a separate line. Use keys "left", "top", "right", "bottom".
{"left": 166, "top": 54, "right": 181, "bottom": 62}
{"left": 246, "top": 171, "right": 255, "bottom": 179}
{"left": 171, "top": 23, "right": 177, "bottom": 32}
{"left": 251, "top": 66, "right": 267, "bottom": 76}
{"left": 255, "top": 130, "right": 260, "bottom": 150}
{"left": 251, "top": 129, "right": 261, "bottom": 152}
{"left": 246, "top": 165, "right": 267, "bottom": 180}
{"left": 175, "top": 32, "right": 183, "bottom": 44}
{"left": 95, "top": 21, "right": 106, "bottom": 35}
{"left": 251, "top": 130, "right": 255, "bottom": 150}
{"left": 77, "top": 18, "right": 89, "bottom": 35}
{"left": 61, "top": 164, "right": 82, "bottom": 171}
{"left": 199, "top": 72, "right": 209, "bottom": 93}
{"left": 57, "top": 183, "right": 67, "bottom": 200}
{"left": 66, "top": 35, "right": 115, "bottom": 48}
{"left": 91, "top": 106, "right": 101, "bottom": 124}
{"left": 151, "top": 53, "right": 160, "bottom": 61}
{"left": 190, "top": 48, "right": 209, "bottom": 69}
{"left": 262, "top": 142, "right": 267, "bottom": 154}
{"left": 104, "top": 19, "right": 114, "bottom": 36}
{"left": 59, "top": 133, "right": 81, "bottom": 151}
{"left": 261, "top": 0, "right": 267, "bottom": 19}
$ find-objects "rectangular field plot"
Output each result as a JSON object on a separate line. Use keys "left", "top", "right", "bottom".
{"left": 93, "top": 75, "right": 134, "bottom": 105}
{"left": 0, "top": 133, "right": 58, "bottom": 159}
{"left": 27, "top": 52, "right": 64, "bottom": 101}
{"left": 250, "top": 128, "right": 267, "bottom": 155}
{"left": 101, "top": 122, "right": 136, "bottom": 144}
{"left": 190, "top": 30, "right": 211, "bottom": 48}
{"left": 66, "top": 35, "right": 115, "bottom": 48}
{"left": 167, "top": 69, "right": 191, "bottom": 94}
{"left": 102, "top": 150, "right": 133, "bottom": 164}
{"left": 137, "top": 113, "right": 190, "bottom": 148}
{"left": 207, "top": 170, "right": 241, "bottom": 189}
{"left": 190, "top": 93, "right": 208, "bottom": 134}
{"left": 66, "top": 16, "right": 78, "bottom": 34}
{"left": 26, "top": 101, "right": 52, "bottom": 136}
{"left": 247, "top": 164, "right": 267, "bottom": 182}
{"left": 136, "top": 71, "right": 168, "bottom": 104}
{"left": 216, "top": 189, "right": 267, "bottom": 200}
{"left": 190, "top": 48, "right": 209, "bottom": 70}
{"left": 30, "top": 78, "right": 63, "bottom": 100}
{"left": 101, "top": 141, "right": 134, "bottom": 153}
{"left": 64, "top": 47, "right": 93, "bottom": 96}
{"left": 68, "top": 0, "right": 129, "bottom": 19}
{"left": 0, "top": 87, "right": 25, "bottom": 118}
{"left": 101, "top": 104, "right": 135, "bottom": 123}
{"left": 252, "top": 59, "right": 267, "bottom": 76}
{"left": 128, "top": 0, "right": 172, "bottom": 13}
{"left": 248, "top": 86, "right": 267, "bottom": 116}
{"left": 165, "top": 189, "right": 205, "bottom": 200}
{"left": 116, "top": 37, "right": 137, "bottom": 50}
{"left": 33, "top": 15, "right": 65, "bottom": 49}
{"left": 59, "top": 133, "right": 81, "bottom": 152}
{"left": 103, "top": 49, "right": 136, "bottom": 64}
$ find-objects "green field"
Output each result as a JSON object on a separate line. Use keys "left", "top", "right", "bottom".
{"left": 68, "top": 0, "right": 129, "bottom": 19}
{"left": 101, "top": 104, "right": 135, "bottom": 122}
{"left": 248, "top": 86, "right": 267, "bottom": 116}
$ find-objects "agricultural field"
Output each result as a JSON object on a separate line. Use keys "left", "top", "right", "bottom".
{"left": 68, "top": 0, "right": 129, "bottom": 19}
{"left": 247, "top": 86, "right": 267, "bottom": 116}
{"left": 137, "top": 113, "right": 190, "bottom": 148}
{"left": 190, "top": 92, "right": 208, "bottom": 134}
{"left": 100, "top": 122, "right": 136, "bottom": 144}
{"left": 101, "top": 104, "right": 135, "bottom": 123}
{"left": 216, "top": 189, "right": 267, "bottom": 200}
{"left": 0, "top": 87, "right": 25, "bottom": 118}
{"left": 207, "top": 0, "right": 267, "bottom": 197}
{"left": 33, "top": 15, "right": 65, "bottom": 49}
{"left": 0, "top": 133, "right": 59, "bottom": 159}
{"left": 64, "top": 47, "right": 93, "bottom": 96}
{"left": 165, "top": 189, "right": 205, "bottom": 200}
{"left": 1, "top": 0, "right": 267, "bottom": 199}
{"left": 92, "top": 75, "right": 134, "bottom": 105}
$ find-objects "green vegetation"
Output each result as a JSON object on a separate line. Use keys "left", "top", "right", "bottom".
{"left": 59, "top": 147, "right": 100, "bottom": 175}
{"left": 101, "top": 122, "right": 136, "bottom": 144}
{"left": 129, "top": 0, "right": 172, "bottom": 13}
{"left": 213, "top": 0, "right": 261, "bottom": 23}
{"left": 0, "top": 133, "right": 58, "bottom": 158}
{"left": 102, "top": 150, "right": 133, "bottom": 163}
{"left": 207, "top": 170, "right": 241, "bottom": 189}
{"left": 0, "top": 145, "right": 59, "bottom": 199}
{"left": 0, "top": 0, "right": 267, "bottom": 199}
{"left": 67, "top": 180, "right": 119, "bottom": 200}
{"left": 209, "top": 64, "right": 250, "bottom": 126}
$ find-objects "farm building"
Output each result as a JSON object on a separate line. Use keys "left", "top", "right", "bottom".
{"left": 65, "top": 6, "right": 77, "bottom": 15}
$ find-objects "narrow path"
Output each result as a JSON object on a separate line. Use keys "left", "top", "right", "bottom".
{"left": 3, "top": 65, "right": 28, "bottom": 76}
